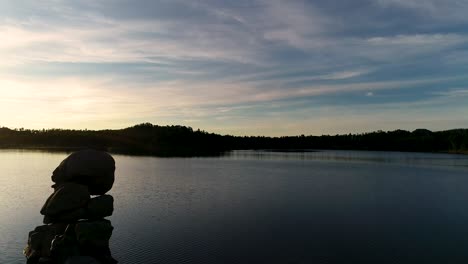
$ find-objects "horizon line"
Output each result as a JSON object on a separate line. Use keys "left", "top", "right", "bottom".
{"left": 2, "top": 123, "right": 467, "bottom": 138}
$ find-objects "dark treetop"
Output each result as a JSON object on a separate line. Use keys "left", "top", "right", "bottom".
{"left": 0, "top": 124, "right": 467, "bottom": 156}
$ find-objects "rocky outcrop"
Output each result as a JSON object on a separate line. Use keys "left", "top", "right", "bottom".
{"left": 24, "top": 150, "right": 117, "bottom": 264}
{"left": 51, "top": 149, "right": 116, "bottom": 195}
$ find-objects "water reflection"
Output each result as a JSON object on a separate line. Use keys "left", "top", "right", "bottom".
{"left": 111, "top": 151, "right": 468, "bottom": 263}
{"left": 226, "top": 150, "right": 468, "bottom": 168}
{"left": 1, "top": 150, "right": 468, "bottom": 263}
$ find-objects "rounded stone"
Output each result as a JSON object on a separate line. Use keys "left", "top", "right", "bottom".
{"left": 52, "top": 150, "right": 115, "bottom": 195}
{"left": 87, "top": 195, "right": 114, "bottom": 219}
{"left": 75, "top": 219, "right": 114, "bottom": 251}
{"left": 25, "top": 224, "right": 68, "bottom": 259}
{"left": 41, "top": 183, "right": 90, "bottom": 220}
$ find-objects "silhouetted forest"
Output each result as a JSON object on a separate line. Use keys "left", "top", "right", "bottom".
{"left": 0, "top": 123, "right": 467, "bottom": 156}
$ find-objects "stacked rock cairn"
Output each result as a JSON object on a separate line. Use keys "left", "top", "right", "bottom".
{"left": 24, "top": 149, "right": 118, "bottom": 264}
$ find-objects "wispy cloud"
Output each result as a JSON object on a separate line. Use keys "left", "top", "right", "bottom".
{"left": 1, "top": 0, "right": 468, "bottom": 134}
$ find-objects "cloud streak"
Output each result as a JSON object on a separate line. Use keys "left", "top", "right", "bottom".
{"left": 1, "top": 0, "right": 468, "bottom": 135}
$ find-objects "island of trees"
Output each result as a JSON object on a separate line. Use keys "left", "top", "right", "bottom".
{"left": 0, "top": 123, "right": 467, "bottom": 156}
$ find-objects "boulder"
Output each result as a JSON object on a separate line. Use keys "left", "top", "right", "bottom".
{"left": 87, "top": 195, "right": 114, "bottom": 219}
{"left": 75, "top": 219, "right": 114, "bottom": 247}
{"left": 43, "top": 208, "right": 87, "bottom": 225}
{"left": 52, "top": 150, "right": 115, "bottom": 195}
{"left": 24, "top": 224, "right": 68, "bottom": 261}
{"left": 50, "top": 224, "right": 81, "bottom": 263}
{"left": 26, "top": 150, "right": 117, "bottom": 263}
{"left": 75, "top": 219, "right": 117, "bottom": 264}
{"left": 41, "top": 183, "right": 90, "bottom": 222}
{"left": 44, "top": 194, "right": 114, "bottom": 223}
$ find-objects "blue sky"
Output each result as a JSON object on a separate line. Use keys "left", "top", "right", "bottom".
{"left": 1, "top": 0, "right": 467, "bottom": 136}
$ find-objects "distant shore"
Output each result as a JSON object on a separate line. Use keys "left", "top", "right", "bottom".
{"left": 1, "top": 123, "right": 467, "bottom": 157}
{"left": 1, "top": 146, "right": 467, "bottom": 158}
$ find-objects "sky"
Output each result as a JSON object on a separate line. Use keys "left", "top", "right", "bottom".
{"left": 1, "top": 0, "right": 468, "bottom": 136}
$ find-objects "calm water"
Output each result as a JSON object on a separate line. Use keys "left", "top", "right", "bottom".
{"left": 1, "top": 149, "right": 468, "bottom": 263}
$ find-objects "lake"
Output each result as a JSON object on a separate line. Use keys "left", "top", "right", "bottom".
{"left": 1, "top": 149, "right": 468, "bottom": 263}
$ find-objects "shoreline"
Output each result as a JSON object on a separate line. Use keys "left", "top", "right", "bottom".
{"left": 1, "top": 146, "right": 466, "bottom": 157}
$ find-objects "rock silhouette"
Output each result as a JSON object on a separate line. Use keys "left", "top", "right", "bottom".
{"left": 24, "top": 150, "right": 117, "bottom": 264}
{"left": 51, "top": 149, "right": 116, "bottom": 195}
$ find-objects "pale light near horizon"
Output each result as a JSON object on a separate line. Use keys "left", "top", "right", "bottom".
{"left": 1, "top": 0, "right": 468, "bottom": 136}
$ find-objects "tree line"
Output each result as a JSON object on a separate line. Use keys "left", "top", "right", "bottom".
{"left": 0, "top": 124, "right": 467, "bottom": 156}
